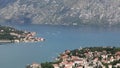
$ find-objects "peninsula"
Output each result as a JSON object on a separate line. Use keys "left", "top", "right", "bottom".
{"left": 0, "top": 25, "right": 44, "bottom": 43}
{"left": 26, "top": 47, "right": 120, "bottom": 68}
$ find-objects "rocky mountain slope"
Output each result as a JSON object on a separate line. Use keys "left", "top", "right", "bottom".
{"left": 0, "top": 0, "right": 120, "bottom": 26}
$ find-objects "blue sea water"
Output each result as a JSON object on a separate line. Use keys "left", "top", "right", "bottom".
{"left": 0, "top": 25, "right": 120, "bottom": 68}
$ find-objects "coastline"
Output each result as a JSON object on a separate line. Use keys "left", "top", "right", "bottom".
{"left": 26, "top": 47, "right": 120, "bottom": 68}
{"left": 0, "top": 25, "right": 45, "bottom": 44}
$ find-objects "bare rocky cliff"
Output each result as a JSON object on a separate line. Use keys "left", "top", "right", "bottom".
{"left": 0, "top": 0, "right": 120, "bottom": 26}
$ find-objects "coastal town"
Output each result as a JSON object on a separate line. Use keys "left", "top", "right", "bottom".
{"left": 0, "top": 25, "right": 44, "bottom": 43}
{"left": 27, "top": 47, "right": 120, "bottom": 68}
{"left": 9, "top": 31, "right": 45, "bottom": 43}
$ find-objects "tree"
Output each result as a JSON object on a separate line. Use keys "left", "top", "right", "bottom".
{"left": 41, "top": 62, "right": 54, "bottom": 68}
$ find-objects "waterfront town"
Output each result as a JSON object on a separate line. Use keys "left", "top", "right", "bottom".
{"left": 0, "top": 25, "right": 44, "bottom": 43}
{"left": 9, "top": 31, "right": 45, "bottom": 43}
{"left": 26, "top": 47, "right": 120, "bottom": 68}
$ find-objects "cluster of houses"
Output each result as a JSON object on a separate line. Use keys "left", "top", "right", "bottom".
{"left": 10, "top": 31, "right": 45, "bottom": 43}
{"left": 0, "top": 26, "right": 45, "bottom": 43}
{"left": 52, "top": 48, "right": 120, "bottom": 68}
{"left": 26, "top": 47, "right": 120, "bottom": 68}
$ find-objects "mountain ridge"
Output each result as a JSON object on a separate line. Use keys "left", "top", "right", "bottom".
{"left": 0, "top": 0, "right": 120, "bottom": 26}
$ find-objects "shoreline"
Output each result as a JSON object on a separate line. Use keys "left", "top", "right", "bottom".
{"left": 26, "top": 47, "right": 120, "bottom": 68}
{"left": 0, "top": 25, "right": 45, "bottom": 44}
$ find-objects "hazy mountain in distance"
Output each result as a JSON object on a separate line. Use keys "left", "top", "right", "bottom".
{"left": 0, "top": 0, "right": 16, "bottom": 8}
{"left": 0, "top": 0, "right": 120, "bottom": 26}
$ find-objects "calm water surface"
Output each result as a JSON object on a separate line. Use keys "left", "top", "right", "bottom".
{"left": 0, "top": 25, "right": 120, "bottom": 68}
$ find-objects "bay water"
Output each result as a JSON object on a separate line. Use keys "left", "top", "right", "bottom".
{"left": 0, "top": 25, "right": 120, "bottom": 68}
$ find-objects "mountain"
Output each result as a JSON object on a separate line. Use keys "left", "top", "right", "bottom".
{"left": 0, "top": 0, "right": 120, "bottom": 26}
{"left": 0, "top": 0, "right": 16, "bottom": 8}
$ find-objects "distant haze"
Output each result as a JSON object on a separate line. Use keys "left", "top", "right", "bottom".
{"left": 0, "top": 0, "right": 120, "bottom": 26}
